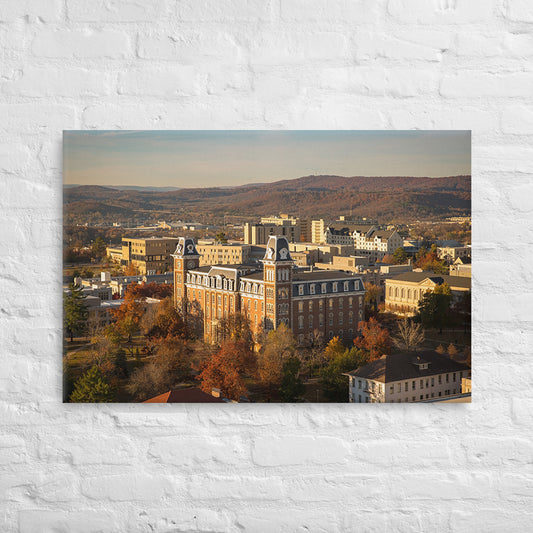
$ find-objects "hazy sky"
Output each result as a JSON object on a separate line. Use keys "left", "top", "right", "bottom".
{"left": 63, "top": 130, "right": 471, "bottom": 187}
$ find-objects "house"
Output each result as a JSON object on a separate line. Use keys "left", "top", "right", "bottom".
{"left": 345, "top": 350, "right": 471, "bottom": 403}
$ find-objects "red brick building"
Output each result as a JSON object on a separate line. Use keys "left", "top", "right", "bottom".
{"left": 173, "top": 236, "right": 365, "bottom": 344}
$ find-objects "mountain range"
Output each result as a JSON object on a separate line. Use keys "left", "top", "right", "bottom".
{"left": 64, "top": 175, "right": 471, "bottom": 223}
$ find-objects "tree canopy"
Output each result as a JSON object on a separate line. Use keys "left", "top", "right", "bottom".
{"left": 70, "top": 365, "right": 114, "bottom": 403}
{"left": 64, "top": 282, "right": 88, "bottom": 341}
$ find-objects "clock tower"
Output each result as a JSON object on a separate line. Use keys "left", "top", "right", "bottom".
{"left": 172, "top": 237, "right": 200, "bottom": 313}
{"left": 262, "top": 235, "right": 294, "bottom": 331}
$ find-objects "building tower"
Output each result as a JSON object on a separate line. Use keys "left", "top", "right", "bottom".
{"left": 262, "top": 235, "right": 294, "bottom": 331}
{"left": 172, "top": 237, "right": 200, "bottom": 313}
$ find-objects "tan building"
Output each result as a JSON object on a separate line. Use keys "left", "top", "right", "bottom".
{"left": 121, "top": 237, "right": 179, "bottom": 275}
{"left": 437, "top": 245, "right": 471, "bottom": 262}
{"left": 289, "top": 242, "right": 354, "bottom": 263}
{"left": 385, "top": 272, "right": 471, "bottom": 316}
{"left": 449, "top": 257, "right": 472, "bottom": 278}
{"left": 346, "top": 351, "right": 471, "bottom": 403}
{"left": 106, "top": 246, "right": 123, "bottom": 263}
{"left": 312, "top": 219, "right": 376, "bottom": 244}
{"left": 196, "top": 242, "right": 252, "bottom": 266}
{"left": 244, "top": 221, "right": 301, "bottom": 245}
{"left": 314, "top": 255, "right": 370, "bottom": 272}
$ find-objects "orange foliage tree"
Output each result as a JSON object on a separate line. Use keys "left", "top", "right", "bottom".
{"left": 197, "top": 340, "right": 256, "bottom": 401}
{"left": 354, "top": 317, "right": 392, "bottom": 361}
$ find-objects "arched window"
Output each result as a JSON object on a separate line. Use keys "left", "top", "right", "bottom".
{"left": 298, "top": 315, "right": 304, "bottom": 329}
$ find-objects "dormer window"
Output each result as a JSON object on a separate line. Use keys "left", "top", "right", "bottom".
{"left": 333, "top": 282, "right": 338, "bottom": 293}
{"left": 310, "top": 284, "right": 315, "bottom": 294}
{"left": 298, "top": 285, "right": 304, "bottom": 296}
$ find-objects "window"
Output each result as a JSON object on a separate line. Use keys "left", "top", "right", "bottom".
{"left": 431, "top": 377, "right": 434, "bottom": 387}
{"left": 397, "top": 384, "right": 401, "bottom": 393}
{"left": 405, "top": 382, "right": 409, "bottom": 392}
{"left": 319, "top": 314, "right": 323, "bottom": 326}
{"left": 329, "top": 313, "right": 333, "bottom": 326}
{"left": 339, "top": 312, "right": 343, "bottom": 325}
{"left": 359, "top": 380, "right": 362, "bottom": 389}
{"left": 329, "top": 299, "right": 333, "bottom": 309}
{"left": 298, "top": 302, "right": 303, "bottom": 313}
{"left": 319, "top": 300, "right": 324, "bottom": 310}
{"left": 453, "top": 373, "right": 456, "bottom": 382}
{"left": 349, "top": 311, "right": 353, "bottom": 324}
{"left": 310, "top": 284, "right": 315, "bottom": 294}
{"left": 446, "top": 374, "right": 449, "bottom": 383}
{"left": 321, "top": 283, "right": 327, "bottom": 294}
{"left": 412, "top": 381, "right": 416, "bottom": 390}
{"left": 333, "top": 282, "right": 338, "bottom": 292}
{"left": 412, "top": 397, "right": 416, "bottom": 402}
{"left": 438, "top": 375, "right": 442, "bottom": 384}
{"left": 344, "top": 281, "right": 349, "bottom": 291}
{"left": 420, "top": 379, "right": 423, "bottom": 389}
{"left": 308, "top": 301, "right": 313, "bottom": 311}
{"left": 349, "top": 297, "right": 353, "bottom": 308}
{"left": 309, "top": 315, "right": 313, "bottom": 328}
{"left": 298, "top": 285, "right": 304, "bottom": 295}
{"left": 389, "top": 385, "right": 394, "bottom": 394}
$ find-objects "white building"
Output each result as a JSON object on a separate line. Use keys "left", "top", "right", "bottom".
{"left": 345, "top": 351, "right": 471, "bottom": 403}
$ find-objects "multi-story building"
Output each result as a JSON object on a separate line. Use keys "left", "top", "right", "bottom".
{"left": 437, "top": 243, "right": 471, "bottom": 263}
{"left": 352, "top": 228, "right": 403, "bottom": 263}
{"left": 311, "top": 218, "right": 376, "bottom": 244}
{"left": 385, "top": 272, "right": 471, "bottom": 316}
{"left": 196, "top": 242, "right": 253, "bottom": 266}
{"left": 121, "top": 237, "right": 179, "bottom": 275}
{"left": 449, "top": 257, "right": 472, "bottom": 278}
{"left": 173, "top": 236, "right": 366, "bottom": 344}
{"left": 345, "top": 350, "right": 471, "bottom": 403}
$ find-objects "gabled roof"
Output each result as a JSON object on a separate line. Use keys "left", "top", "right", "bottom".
{"left": 144, "top": 388, "right": 225, "bottom": 403}
{"left": 345, "top": 350, "right": 470, "bottom": 383}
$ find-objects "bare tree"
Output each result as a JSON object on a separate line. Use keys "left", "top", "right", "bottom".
{"left": 392, "top": 318, "right": 425, "bottom": 352}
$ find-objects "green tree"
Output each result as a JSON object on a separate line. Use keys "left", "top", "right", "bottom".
{"left": 215, "top": 232, "right": 228, "bottom": 244}
{"left": 320, "top": 348, "right": 363, "bottom": 402}
{"left": 417, "top": 283, "right": 452, "bottom": 333}
{"left": 69, "top": 365, "right": 114, "bottom": 403}
{"left": 114, "top": 348, "right": 129, "bottom": 377}
{"left": 392, "top": 247, "right": 408, "bottom": 265}
{"left": 64, "top": 282, "right": 89, "bottom": 342}
{"left": 92, "top": 237, "right": 107, "bottom": 259}
{"left": 279, "top": 356, "right": 305, "bottom": 402}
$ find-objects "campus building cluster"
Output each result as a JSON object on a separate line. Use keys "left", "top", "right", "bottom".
{"left": 172, "top": 235, "right": 366, "bottom": 344}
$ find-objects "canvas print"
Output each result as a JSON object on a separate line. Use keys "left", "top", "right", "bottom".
{"left": 63, "top": 131, "right": 471, "bottom": 403}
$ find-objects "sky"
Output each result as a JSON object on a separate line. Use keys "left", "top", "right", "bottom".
{"left": 63, "top": 130, "right": 471, "bottom": 188}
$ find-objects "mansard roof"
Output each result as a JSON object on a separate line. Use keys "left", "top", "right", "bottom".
{"left": 262, "top": 235, "right": 293, "bottom": 262}
{"left": 172, "top": 237, "right": 200, "bottom": 257}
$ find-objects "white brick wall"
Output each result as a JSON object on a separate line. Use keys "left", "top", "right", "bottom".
{"left": 1, "top": 0, "right": 532, "bottom": 531}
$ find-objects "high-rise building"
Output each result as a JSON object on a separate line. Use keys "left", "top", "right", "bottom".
{"left": 121, "top": 237, "right": 179, "bottom": 275}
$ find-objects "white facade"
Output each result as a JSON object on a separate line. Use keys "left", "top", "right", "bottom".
{"left": 348, "top": 368, "right": 471, "bottom": 403}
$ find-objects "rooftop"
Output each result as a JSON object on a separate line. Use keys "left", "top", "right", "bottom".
{"left": 345, "top": 350, "right": 470, "bottom": 383}
{"left": 143, "top": 388, "right": 225, "bottom": 403}
{"left": 388, "top": 271, "right": 471, "bottom": 289}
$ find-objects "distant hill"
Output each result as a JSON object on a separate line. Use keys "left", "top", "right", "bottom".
{"left": 64, "top": 184, "right": 181, "bottom": 192}
{"left": 64, "top": 175, "right": 471, "bottom": 223}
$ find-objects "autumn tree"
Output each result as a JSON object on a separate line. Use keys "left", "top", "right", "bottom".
{"left": 143, "top": 297, "right": 189, "bottom": 343}
{"left": 69, "top": 365, "right": 114, "bottom": 403}
{"left": 415, "top": 245, "right": 447, "bottom": 275}
{"left": 256, "top": 324, "right": 296, "bottom": 390}
{"left": 364, "top": 282, "right": 381, "bottom": 312}
{"left": 110, "top": 285, "right": 146, "bottom": 342}
{"left": 392, "top": 318, "right": 425, "bottom": 352}
{"left": 216, "top": 312, "right": 254, "bottom": 351}
{"left": 354, "top": 317, "right": 391, "bottom": 361}
{"left": 197, "top": 339, "right": 256, "bottom": 401}
{"left": 279, "top": 356, "right": 305, "bottom": 402}
{"left": 324, "top": 336, "right": 345, "bottom": 361}
{"left": 417, "top": 283, "right": 452, "bottom": 333}
{"left": 392, "top": 247, "right": 408, "bottom": 265}
{"left": 64, "top": 282, "right": 88, "bottom": 342}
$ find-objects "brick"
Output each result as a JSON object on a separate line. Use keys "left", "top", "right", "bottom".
{"left": 67, "top": 0, "right": 166, "bottom": 22}
{"left": 177, "top": 0, "right": 276, "bottom": 22}
{"left": 388, "top": 0, "right": 496, "bottom": 24}
{"left": 118, "top": 66, "right": 203, "bottom": 96}
{"left": 138, "top": 32, "right": 242, "bottom": 62}
{"left": 81, "top": 474, "right": 175, "bottom": 501}
{"left": 0, "top": 434, "right": 27, "bottom": 465}
{"left": 0, "top": 0, "right": 61, "bottom": 22}
{"left": 504, "top": 32, "right": 533, "bottom": 57}
{"left": 19, "top": 510, "right": 124, "bottom": 533}
{"left": 2, "top": 67, "right": 115, "bottom": 97}
{"left": 187, "top": 474, "right": 284, "bottom": 500}
{"left": 503, "top": 0, "right": 533, "bottom": 22}
{"left": 250, "top": 32, "right": 350, "bottom": 65}
{"left": 0, "top": 104, "right": 78, "bottom": 134}
{"left": 31, "top": 29, "right": 131, "bottom": 59}
{"left": 148, "top": 435, "right": 248, "bottom": 466}
{"left": 440, "top": 72, "right": 533, "bottom": 98}
{"left": 39, "top": 434, "right": 136, "bottom": 465}
{"left": 507, "top": 182, "right": 533, "bottom": 212}
{"left": 281, "top": 0, "right": 378, "bottom": 22}
{"left": 252, "top": 436, "right": 349, "bottom": 466}
{"left": 454, "top": 32, "right": 504, "bottom": 57}
{"left": 356, "top": 29, "right": 451, "bottom": 62}
{"left": 475, "top": 145, "right": 533, "bottom": 173}
{"left": 0, "top": 143, "right": 33, "bottom": 174}
{"left": 31, "top": 472, "right": 79, "bottom": 502}
{"left": 501, "top": 105, "right": 533, "bottom": 134}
